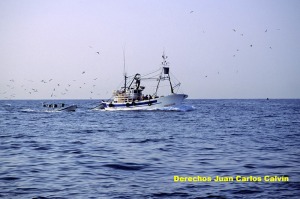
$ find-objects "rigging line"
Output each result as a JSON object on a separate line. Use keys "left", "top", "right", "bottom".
{"left": 170, "top": 71, "right": 185, "bottom": 94}
{"left": 125, "top": 68, "right": 161, "bottom": 79}
{"left": 141, "top": 72, "right": 163, "bottom": 80}
{"left": 140, "top": 68, "right": 162, "bottom": 78}
{"left": 169, "top": 71, "right": 181, "bottom": 84}
{"left": 125, "top": 73, "right": 139, "bottom": 79}
{"left": 143, "top": 73, "right": 161, "bottom": 79}
{"left": 141, "top": 77, "right": 159, "bottom": 80}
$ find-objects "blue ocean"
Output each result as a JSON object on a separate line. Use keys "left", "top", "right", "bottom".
{"left": 0, "top": 99, "right": 299, "bottom": 198}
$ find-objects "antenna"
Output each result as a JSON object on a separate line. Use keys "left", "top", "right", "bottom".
{"left": 123, "top": 45, "right": 126, "bottom": 76}
{"left": 122, "top": 45, "right": 127, "bottom": 91}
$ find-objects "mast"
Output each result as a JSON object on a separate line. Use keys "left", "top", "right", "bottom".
{"left": 123, "top": 47, "right": 127, "bottom": 92}
{"left": 155, "top": 70, "right": 162, "bottom": 96}
{"left": 167, "top": 69, "right": 174, "bottom": 94}
{"left": 155, "top": 52, "right": 174, "bottom": 95}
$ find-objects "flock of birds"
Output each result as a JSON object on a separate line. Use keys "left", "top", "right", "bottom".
{"left": 1, "top": 45, "right": 104, "bottom": 99}
{"left": 231, "top": 28, "right": 274, "bottom": 55}
{"left": 188, "top": 10, "right": 279, "bottom": 78}
{"left": 1, "top": 10, "right": 280, "bottom": 99}
{"left": 2, "top": 66, "right": 103, "bottom": 100}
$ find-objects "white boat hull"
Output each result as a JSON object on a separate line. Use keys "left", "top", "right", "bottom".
{"left": 102, "top": 94, "right": 188, "bottom": 111}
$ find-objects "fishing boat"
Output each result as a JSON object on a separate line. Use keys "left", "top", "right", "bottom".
{"left": 100, "top": 53, "right": 188, "bottom": 110}
{"left": 42, "top": 103, "right": 77, "bottom": 112}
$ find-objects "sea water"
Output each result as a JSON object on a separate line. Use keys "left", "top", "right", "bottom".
{"left": 0, "top": 99, "right": 299, "bottom": 198}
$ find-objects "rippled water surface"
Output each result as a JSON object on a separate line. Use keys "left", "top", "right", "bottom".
{"left": 0, "top": 99, "right": 299, "bottom": 198}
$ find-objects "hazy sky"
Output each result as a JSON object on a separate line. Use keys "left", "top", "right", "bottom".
{"left": 1, "top": 0, "right": 300, "bottom": 99}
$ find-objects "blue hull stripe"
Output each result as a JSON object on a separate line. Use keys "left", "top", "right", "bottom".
{"left": 103, "top": 100, "right": 158, "bottom": 108}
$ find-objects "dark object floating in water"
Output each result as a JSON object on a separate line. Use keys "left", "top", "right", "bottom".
{"left": 91, "top": 104, "right": 105, "bottom": 110}
{"left": 103, "top": 163, "right": 147, "bottom": 171}
{"left": 0, "top": 176, "right": 20, "bottom": 181}
{"left": 42, "top": 103, "right": 77, "bottom": 112}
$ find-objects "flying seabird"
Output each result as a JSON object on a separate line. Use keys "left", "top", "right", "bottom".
{"left": 232, "top": 29, "right": 236, "bottom": 32}
{"left": 82, "top": 71, "right": 85, "bottom": 74}
{"left": 250, "top": 45, "right": 253, "bottom": 47}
